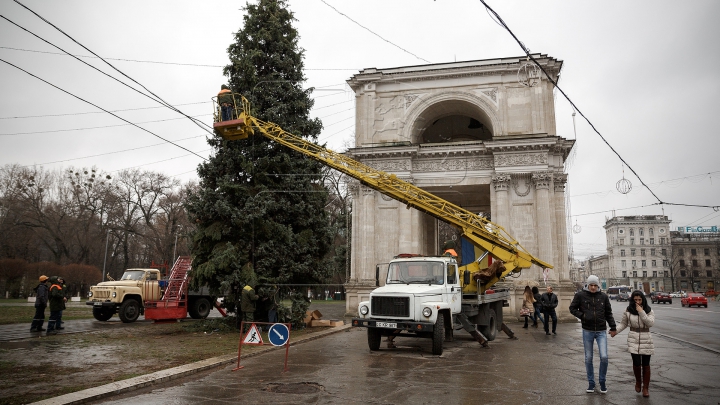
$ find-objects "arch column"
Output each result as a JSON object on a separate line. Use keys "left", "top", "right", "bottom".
{"left": 532, "top": 172, "right": 553, "bottom": 277}
{"left": 491, "top": 173, "right": 512, "bottom": 229}
{"left": 554, "top": 173, "right": 569, "bottom": 280}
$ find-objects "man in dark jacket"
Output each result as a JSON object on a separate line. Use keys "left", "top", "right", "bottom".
{"left": 569, "top": 275, "right": 617, "bottom": 394}
{"left": 30, "top": 275, "right": 49, "bottom": 332}
{"left": 540, "top": 285, "right": 558, "bottom": 335}
{"left": 47, "top": 276, "right": 65, "bottom": 336}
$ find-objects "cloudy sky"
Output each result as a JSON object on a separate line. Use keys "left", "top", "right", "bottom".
{"left": 1, "top": 0, "right": 718, "bottom": 261}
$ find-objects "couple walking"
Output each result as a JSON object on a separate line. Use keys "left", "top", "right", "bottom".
{"left": 569, "top": 275, "right": 655, "bottom": 397}
{"left": 521, "top": 285, "right": 557, "bottom": 335}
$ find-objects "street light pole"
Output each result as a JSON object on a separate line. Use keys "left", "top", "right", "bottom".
{"left": 102, "top": 229, "right": 110, "bottom": 283}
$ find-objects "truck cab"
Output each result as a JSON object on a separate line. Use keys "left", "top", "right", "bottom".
{"left": 87, "top": 269, "right": 162, "bottom": 323}
{"left": 353, "top": 256, "right": 461, "bottom": 355}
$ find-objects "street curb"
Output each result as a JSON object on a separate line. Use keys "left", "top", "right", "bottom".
{"left": 29, "top": 324, "right": 353, "bottom": 405}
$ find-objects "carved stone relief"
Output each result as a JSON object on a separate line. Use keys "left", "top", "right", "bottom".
{"left": 404, "top": 94, "right": 419, "bottom": 109}
{"left": 553, "top": 172, "right": 568, "bottom": 192}
{"left": 366, "top": 160, "right": 411, "bottom": 172}
{"left": 480, "top": 88, "right": 497, "bottom": 103}
{"left": 414, "top": 157, "right": 493, "bottom": 172}
{"left": 511, "top": 173, "right": 532, "bottom": 197}
{"left": 494, "top": 153, "right": 548, "bottom": 167}
{"left": 492, "top": 173, "right": 512, "bottom": 191}
{"left": 531, "top": 172, "right": 553, "bottom": 190}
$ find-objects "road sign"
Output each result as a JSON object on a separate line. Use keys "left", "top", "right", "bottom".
{"left": 268, "top": 323, "right": 290, "bottom": 346}
{"left": 242, "top": 324, "right": 263, "bottom": 345}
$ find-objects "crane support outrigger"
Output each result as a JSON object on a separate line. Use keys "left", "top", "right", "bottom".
{"left": 213, "top": 95, "right": 553, "bottom": 352}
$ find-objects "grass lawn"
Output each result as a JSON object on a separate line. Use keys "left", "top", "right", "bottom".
{"left": 0, "top": 303, "right": 94, "bottom": 325}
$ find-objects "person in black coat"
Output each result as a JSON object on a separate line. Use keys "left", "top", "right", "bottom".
{"left": 531, "top": 286, "right": 545, "bottom": 328}
{"left": 30, "top": 275, "right": 49, "bottom": 332}
{"left": 540, "top": 285, "right": 558, "bottom": 335}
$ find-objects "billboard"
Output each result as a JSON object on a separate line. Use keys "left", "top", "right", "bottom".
{"left": 678, "top": 226, "right": 718, "bottom": 233}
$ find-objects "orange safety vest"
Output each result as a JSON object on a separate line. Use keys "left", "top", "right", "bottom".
{"left": 443, "top": 248, "right": 457, "bottom": 257}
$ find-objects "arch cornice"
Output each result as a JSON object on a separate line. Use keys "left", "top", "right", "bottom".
{"left": 401, "top": 90, "right": 503, "bottom": 143}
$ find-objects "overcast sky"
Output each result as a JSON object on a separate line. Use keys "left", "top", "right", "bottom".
{"left": 1, "top": 0, "right": 718, "bottom": 261}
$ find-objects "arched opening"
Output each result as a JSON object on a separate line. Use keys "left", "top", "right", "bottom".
{"left": 411, "top": 99, "right": 494, "bottom": 144}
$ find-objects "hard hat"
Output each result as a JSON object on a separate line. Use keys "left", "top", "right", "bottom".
{"left": 39, "top": 275, "right": 49, "bottom": 282}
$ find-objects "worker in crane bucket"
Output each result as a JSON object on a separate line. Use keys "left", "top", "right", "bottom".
{"left": 218, "top": 84, "right": 234, "bottom": 121}
{"left": 442, "top": 240, "right": 457, "bottom": 257}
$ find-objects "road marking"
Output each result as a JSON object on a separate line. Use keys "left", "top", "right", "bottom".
{"left": 652, "top": 331, "right": 720, "bottom": 355}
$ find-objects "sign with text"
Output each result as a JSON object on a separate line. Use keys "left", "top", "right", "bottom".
{"left": 678, "top": 226, "right": 718, "bottom": 233}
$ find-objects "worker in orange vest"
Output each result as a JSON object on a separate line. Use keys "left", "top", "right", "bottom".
{"left": 442, "top": 240, "right": 458, "bottom": 258}
{"left": 218, "top": 85, "right": 234, "bottom": 121}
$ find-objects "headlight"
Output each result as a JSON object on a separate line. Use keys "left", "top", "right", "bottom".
{"left": 112, "top": 292, "right": 117, "bottom": 298}
{"left": 88, "top": 291, "right": 93, "bottom": 298}
{"left": 360, "top": 305, "right": 369, "bottom": 315}
{"left": 422, "top": 307, "right": 432, "bottom": 317}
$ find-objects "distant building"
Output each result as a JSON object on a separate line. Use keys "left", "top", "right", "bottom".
{"left": 588, "top": 254, "right": 610, "bottom": 288}
{"left": 669, "top": 231, "right": 719, "bottom": 292}
{"left": 604, "top": 215, "right": 671, "bottom": 293}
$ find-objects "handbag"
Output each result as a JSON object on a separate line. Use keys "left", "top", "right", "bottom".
{"left": 519, "top": 307, "right": 531, "bottom": 317}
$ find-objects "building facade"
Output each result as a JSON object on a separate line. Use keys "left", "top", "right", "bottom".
{"left": 343, "top": 55, "right": 575, "bottom": 319}
{"left": 604, "top": 215, "right": 671, "bottom": 293}
{"left": 587, "top": 255, "right": 610, "bottom": 287}
{"left": 669, "top": 231, "right": 720, "bottom": 293}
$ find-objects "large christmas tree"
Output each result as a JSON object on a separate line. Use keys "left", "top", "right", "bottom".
{"left": 186, "top": 0, "right": 333, "bottom": 313}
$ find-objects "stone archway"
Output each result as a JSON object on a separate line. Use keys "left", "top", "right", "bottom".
{"left": 403, "top": 91, "right": 502, "bottom": 144}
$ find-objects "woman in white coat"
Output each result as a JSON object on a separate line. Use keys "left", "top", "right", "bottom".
{"left": 611, "top": 290, "right": 655, "bottom": 397}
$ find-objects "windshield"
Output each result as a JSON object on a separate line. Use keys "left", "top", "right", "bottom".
{"left": 387, "top": 261, "right": 445, "bottom": 285}
{"left": 120, "top": 270, "right": 146, "bottom": 281}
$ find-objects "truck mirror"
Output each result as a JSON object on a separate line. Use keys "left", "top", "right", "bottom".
{"left": 375, "top": 266, "right": 380, "bottom": 287}
{"left": 464, "top": 270, "right": 470, "bottom": 285}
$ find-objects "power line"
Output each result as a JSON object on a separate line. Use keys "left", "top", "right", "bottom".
{"left": 319, "top": 124, "right": 354, "bottom": 143}
{"left": 570, "top": 170, "right": 720, "bottom": 198}
{"left": 319, "top": 0, "right": 431, "bottom": 64}
{"left": 317, "top": 107, "right": 354, "bottom": 120}
{"left": 312, "top": 99, "right": 353, "bottom": 111}
{"left": 12, "top": 0, "right": 214, "bottom": 136}
{"left": 0, "top": 57, "right": 207, "bottom": 161}
{"left": 110, "top": 149, "right": 211, "bottom": 173}
{"left": 478, "top": 0, "right": 717, "bottom": 211}
{"left": 0, "top": 114, "right": 211, "bottom": 136}
{"left": 0, "top": 101, "right": 210, "bottom": 120}
{"left": 20, "top": 135, "right": 205, "bottom": 168}
{"left": 0, "top": 46, "right": 358, "bottom": 71}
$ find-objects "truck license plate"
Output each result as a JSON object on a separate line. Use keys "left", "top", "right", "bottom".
{"left": 93, "top": 302, "right": 102, "bottom": 306}
{"left": 376, "top": 322, "right": 397, "bottom": 328}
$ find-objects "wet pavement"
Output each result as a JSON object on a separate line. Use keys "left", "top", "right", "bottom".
{"left": 90, "top": 318, "right": 720, "bottom": 405}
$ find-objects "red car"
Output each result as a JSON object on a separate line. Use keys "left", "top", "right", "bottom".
{"left": 681, "top": 293, "right": 708, "bottom": 308}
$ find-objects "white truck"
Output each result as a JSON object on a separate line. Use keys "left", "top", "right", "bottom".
{"left": 352, "top": 255, "right": 510, "bottom": 355}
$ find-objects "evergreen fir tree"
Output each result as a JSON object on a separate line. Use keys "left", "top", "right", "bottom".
{"left": 186, "top": 0, "right": 333, "bottom": 313}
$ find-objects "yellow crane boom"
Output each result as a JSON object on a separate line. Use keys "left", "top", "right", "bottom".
{"left": 213, "top": 95, "right": 552, "bottom": 292}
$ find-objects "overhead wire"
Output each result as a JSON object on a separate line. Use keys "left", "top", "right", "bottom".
{"left": 0, "top": 114, "right": 211, "bottom": 136}
{"left": 11, "top": 0, "right": 214, "bottom": 136}
{"left": 0, "top": 57, "right": 207, "bottom": 161}
{"left": 20, "top": 135, "right": 205, "bottom": 168}
{"left": 319, "top": 0, "right": 431, "bottom": 64}
{"left": 477, "top": 0, "right": 716, "bottom": 211}
{"left": 0, "top": 101, "right": 210, "bottom": 120}
{"left": 0, "top": 46, "right": 358, "bottom": 71}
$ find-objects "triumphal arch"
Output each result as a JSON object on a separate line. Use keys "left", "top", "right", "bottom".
{"left": 344, "top": 55, "right": 576, "bottom": 319}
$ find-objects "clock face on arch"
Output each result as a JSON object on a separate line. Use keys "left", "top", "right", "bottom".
{"left": 618, "top": 229, "right": 625, "bottom": 235}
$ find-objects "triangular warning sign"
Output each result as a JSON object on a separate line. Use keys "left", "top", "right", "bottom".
{"left": 242, "top": 324, "right": 264, "bottom": 346}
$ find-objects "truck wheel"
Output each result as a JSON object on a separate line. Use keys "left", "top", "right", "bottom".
{"left": 189, "top": 297, "right": 212, "bottom": 319}
{"left": 92, "top": 307, "right": 113, "bottom": 321}
{"left": 367, "top": 328, "right": 381, "bottom": 351}
{"left": 432, "top": 313, "right": 445, "bottom": 355}
{"left": 118, "top": 299, "right": 140, "bottom": 323}
{"left": 478, "top": 308, "right": 497, "bottom": 341}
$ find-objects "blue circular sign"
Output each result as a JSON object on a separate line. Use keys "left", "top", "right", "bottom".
{"left": 268, "top": 323, "right": 289, "bottom": 346}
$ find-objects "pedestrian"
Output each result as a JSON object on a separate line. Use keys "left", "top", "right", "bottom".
{"left": 521, "top": 286, "right": 534, "bottom": 328}
{"left": 30, "top": 275, "right": 49, "bottom": 332}
{"left": 57, "top": 276, "right": 68, "bottom": 330}
{"left": 217, "top": 84, "right": 234, "bottom": 121}
{"left": 610, "top": 290, "right": 655, "bottom": 397}
{"left": 241, "top": 282, "right": 259, "bottom": 333}
{"left": 569, "top": 275, "right": 617, "bottom": 394}
{"left": 532, "top": 286, "right": 545, "bottom": 328}
{"left": 540, "top": 285, "right": 558, "bottom": 335}
{"left": 46, "top": 276, "right": 65, "bottom": 336}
